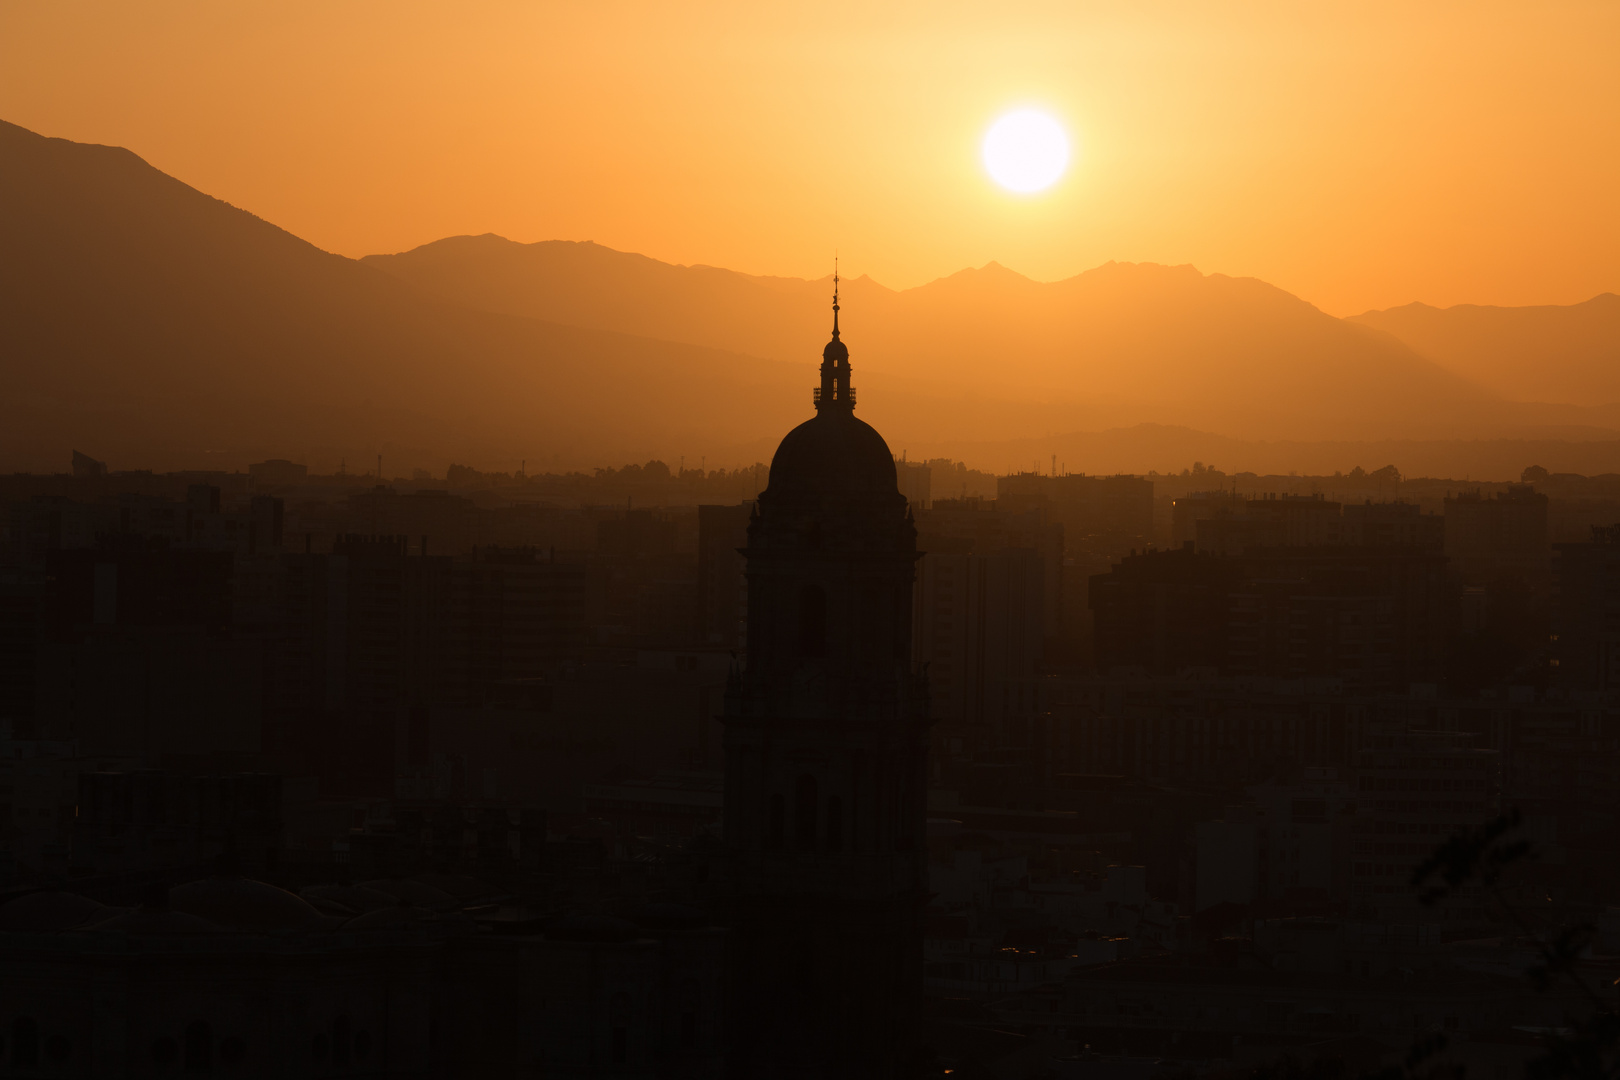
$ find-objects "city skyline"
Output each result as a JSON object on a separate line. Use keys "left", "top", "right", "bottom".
{"left": 2, "top": 7, "right": 1618, "bottom": 1076}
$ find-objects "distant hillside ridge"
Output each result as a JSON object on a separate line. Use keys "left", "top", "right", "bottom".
{"left": 366, "top": 234, "right": 1514, "bottom": 443}
{"left": 1350, "top": 294, "right": 1620, "bottom": 405}
{"left": 0, "top": 119, "right": 818, "bottom": 474}
{"left": 5, "top": 117, "right": 1620, "bottom": 477}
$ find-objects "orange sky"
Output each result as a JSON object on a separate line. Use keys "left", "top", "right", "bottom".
{"left": 2, "top": 0, "right": 1616, "bottom": 316}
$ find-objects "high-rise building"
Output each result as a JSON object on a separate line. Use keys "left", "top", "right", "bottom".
{"left": 998, "top": 471, "right": 1153, "bottom": 555}
{"left": 1170, "top": 490, "right": 1245, "bottom": 547}
{"left": 1349, "top": 731, "right": 1499, "bottom": 923}
{"left": 720, "top": 282, "right": 929, "bottom": 1078}
{"left": 268, "top": 536, "right": 451, "bottom": 796}
{"left": 1444, "top": 485, "right": 1550, "bottom": 587}
{"left": 915, "top": 496, "right": 1063, "bottom": 644}
{"left": 1194, "top": 493, "right": 1344, "bottom": 555}
{"left": 697, "top": 502, "right": 753, "bottom": 648}
{"left": 912, "top": 546, "right": 1044, "bottom": 728}
{"left": 1089, "top": 544, "right": 1450, "bottom": 686}
{"left": 449, "top": 545, "right": 584, "bottom": 703}
{"left": 896, "top": 456, "right": 932, "bottom": 510}
{"left": 1552, "top": 525, "right": 1620, "bottom": 690}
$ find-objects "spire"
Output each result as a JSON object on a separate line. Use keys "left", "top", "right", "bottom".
{"left": 832, "top": 258, "right": 840, "bottom": 340}
{"left": 816, "top": 256, "right": 853, "bottom": 412}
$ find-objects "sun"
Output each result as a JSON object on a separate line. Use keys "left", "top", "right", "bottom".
{"left": 982, "top": 109, "right": 1070, "bottom": 194}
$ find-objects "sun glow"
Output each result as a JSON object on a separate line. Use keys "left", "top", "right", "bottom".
{"left": 982, "top": 109, "right": 1070, "bottom": 194}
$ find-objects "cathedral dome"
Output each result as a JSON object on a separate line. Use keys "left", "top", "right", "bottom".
{"left": 86, "top": 907, "right": 224, "bottom": 935}
{"left": 0, "top": 891, "right": 113, "bottom": 932}
{"left": 169, "top": 876, "right": 324, "bottom": 933}
{"left": 357, "top": 878, "right": 460, "bottom": 911}
{"left": 766, "top": 408, "right": 898, "bottom": 503}
{"left": 546, "top": 914, "right": 642, "bottom": 943}
{"left": 342, "top": 904, "right": 434, "bottom": 932}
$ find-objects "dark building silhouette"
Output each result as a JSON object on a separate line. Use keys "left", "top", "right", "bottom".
{"left": 1444, "top": 484, "right": 1550, "bottom": 587}
{"left": 896, "top": 456, "right": 932, "bottom": 510}
{"left": 270, "top": 535, "right": 452, "bottom": 795}
{"left": 1552, "top": 524, "right": 1620, "bottom": 690}
{"left": 915, "top": 495, "right": 1063, "bottom": 645}
{"left": 1348, "top": 731, "right": 1500, "bottom": 923}
{"left": 73, "top": 771, "right": 284, "bottom": 878}
{"left": 1091, "top": 543, "right": 1450, "bottom": 686}
{"left": 911, "top": 500, "right": 1049, "bottom": 730}
{"left": 1195, "top": 493, "right": 1343, "bottom": 555}
{"left": 246, "top": 458, "right": 308, "bottom": 488}
{"left": 912, "top": 546, "right": 1043, "bottom": 730}
{"left": 592, "top": 507, "right": 699, "bottom": 648}
{"left": 1089, "top": 544, "right": 1241, "bottom": 675}
{"left": 270, "top": 537, "right": 585, "bottom": 796}
{"left": 449, "top": 545, "right": 585, "bottom": 704}
{"left": 37, "top": 537, "right": 261, "bottom": 760}
{"left": 998, "top": 471, "right": 1153, "bottom": 555}
{"left": 697, "top": 502, "right": 753, "bottom": 648}
{"left": 69, "top": 451, "right": 106, "bottom": 479}
{"left": 1170, "top": 489, "right": 1245, "bottom": 547}
{"left": 0, "top": 872, "right": 727, "bottom": 1078}
{"left": 1342, "top": 499, "right": 1444, "bottom": 549}
{"left": 1232, "top": 546, "right": 1452, "bottom": 685}
{"left": 720, "top": 282, "right": 929, "bottom": 1078}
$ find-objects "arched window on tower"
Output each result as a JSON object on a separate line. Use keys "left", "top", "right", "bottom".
{"left": 794, "top": 774, "right": 818, "bottom": 848}
{"left": 768, "top": 793, "right": 785, "bottom": 849}
{"left": 896, "top": 772, "right": 916, "bottom": 851}
{"left": 332, "top": 1016, "right": 351, "bottom": 1069}
{"left": 893, "top": 586, "right": 911, "bottom": 659}
{"left": 12, "top": 1017, "right": 38, "bottom": 1067}
{"left": 610, "top": 992, "right": 630, "bottom": 1064}
{"left": 825, "top": 795, "right": 843, "bottom": 852}
{"left": 798, "top": 585, "right": 826, "bottom": 657}
{"left": 184, "top": 1021, "right": 212, "bottom": 1072}
{"left": 679, "top": 980, "right": 701, "bottom": 1049}
{"left": 873, "top": 771, "right": 887, "bottom": 853}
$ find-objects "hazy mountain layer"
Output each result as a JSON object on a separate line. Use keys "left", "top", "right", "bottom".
{"left": 1350, "top": 295, "right": 1620, "bottom": 405}
{"left": 0, "top": 120, "right": 1234, "bottom": 475}
{"left": 367, "top": 236, "right": 1526, "bottom": 442}
{"left": 5, "top": 117, "right": 1620, "bottom": 479}
{"left": 0, "top": 120, "right": 818, "bottom": 474}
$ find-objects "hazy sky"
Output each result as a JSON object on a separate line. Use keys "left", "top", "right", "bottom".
{"left": 3, "top": 0, "right": 1616, "bottom": 316}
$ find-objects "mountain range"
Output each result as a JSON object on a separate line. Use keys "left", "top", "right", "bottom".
{"left": 1349, "top": 295, "right": 1620, "bottom": 406}
{"left": 4, "top": 117, "right": 1618, "bottom": 477}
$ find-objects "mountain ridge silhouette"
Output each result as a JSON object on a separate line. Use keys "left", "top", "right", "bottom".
{"left": 364, "top": 233, "right": 1512, "bottom": 440}
{"left": 1350, "top": 294, "right": 1620, "bottom": 405}
{"left": 5, "top": 117, "right": 1619, "bottom": 476}
{"left": 0, "top": 120, "right": 816, "bottom": 473}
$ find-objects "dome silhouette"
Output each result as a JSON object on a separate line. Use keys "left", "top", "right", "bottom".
{"left": 0, "top": 891, "right": 114, "bottom": 932}
{"left": 300, "top": 884, "right": 400, "bottom": 916}
{"left": 767, "top": 409, "right": 899, "bottom": 504}
{"left": 342, "top": 904, "right": 434, "bottom": 932}
{"left": 88, "top": 908, "right": 224, "bottom": 935}
{"left": 169, "top": 876, "right": 324, "bottom": 933}
{"left": 358, "top": 879, "right": 460, "bottom": 911}
{"left": 546, "top": 914, "right": 642, "bottom": 943}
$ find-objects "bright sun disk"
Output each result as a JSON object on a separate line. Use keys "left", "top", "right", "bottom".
{"left": 982, "top": 109, "right": 1070, "bottom": 194}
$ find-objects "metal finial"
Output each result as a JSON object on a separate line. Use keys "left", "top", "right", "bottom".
{"left": 832, "top": 256, "right": 840, "bottom": 338}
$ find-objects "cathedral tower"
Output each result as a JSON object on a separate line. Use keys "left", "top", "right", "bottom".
{"left": 721, "top": 277, "right": 930, "bottom": 1078}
